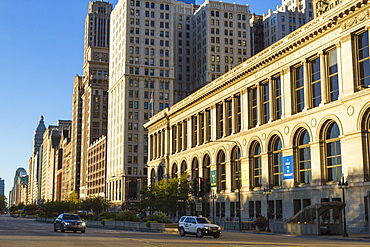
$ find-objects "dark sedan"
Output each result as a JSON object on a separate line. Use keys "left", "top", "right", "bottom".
{"left": 54, "top": 214, "right": 86, "bottom": 233}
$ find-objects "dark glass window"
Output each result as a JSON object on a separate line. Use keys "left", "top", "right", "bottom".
{"left": 293, "top": 65, "right": 304, "bottom": 113}
{"left": 310, "top": 57, "right": 321, "bottom": 107}
{"left": 357, "top": 31, "right": 370, "bottom": 87}
{"left": 297, "top": 129, "right": 312, "bottom": 184}
{"left": 249, "top": 87, "right": 258, "bottom": 127}
{"left": 325, "top": 122, "right": 342, "bottom": 181}
{"left": 262, "top": 81, "right": 270, "bottom": 124}
{"left": 327, "top": 48, "right": 339, "bottom": 101}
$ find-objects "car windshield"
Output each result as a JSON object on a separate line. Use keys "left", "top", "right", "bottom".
{"left": 63, "top": 215, "right": 80, "bottom": 220}
{"left": 196, "top": 217, "right": 211, "bottom": 224}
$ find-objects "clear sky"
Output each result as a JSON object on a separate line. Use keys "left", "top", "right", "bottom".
{"left": 0, "top": 0, "right": 281, "bottom": 199}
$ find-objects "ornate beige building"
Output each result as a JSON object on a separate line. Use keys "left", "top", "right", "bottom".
{"left": 145, "top": 0, "right": 370, "bottom": 232}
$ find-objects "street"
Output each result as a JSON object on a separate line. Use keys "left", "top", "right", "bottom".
{"left": 0, "top": 215, "right": 369, "bottom": 247}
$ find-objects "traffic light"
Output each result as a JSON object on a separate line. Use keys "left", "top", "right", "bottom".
{"left": 199, "top": 178, "right": 205, "bottom": 197}
{"left": 191, "top": 177, "right": 198, "bottom": 196}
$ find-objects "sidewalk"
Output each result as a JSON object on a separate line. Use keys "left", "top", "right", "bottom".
{"left": 234, "top": 229, "right": 370, "bottom": 242}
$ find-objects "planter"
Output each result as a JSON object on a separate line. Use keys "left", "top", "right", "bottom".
{"left": 257, "top": 226, "right": 266, "bottom": 231}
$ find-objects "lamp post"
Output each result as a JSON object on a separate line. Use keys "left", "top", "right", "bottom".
{"left": 338, "top": 174, "right": 349, "bottom": 237}
{"left": 210, "top": 191, "right": 217, "bottom": 224}
{"left": 263, "top": 184, "right": 272, "bottom": 232}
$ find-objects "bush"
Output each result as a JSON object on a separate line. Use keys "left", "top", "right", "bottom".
{"left": 116, "top": 210, "right": 139, "bottom": 222}
{"left": 146, "top": 220, "right": 158, "bottom": 228}
{"left": 143, "top": 211, "right": 172, "bottom": 223}
{"left": 98, "top": 211, "right": 116, "bottom": 221}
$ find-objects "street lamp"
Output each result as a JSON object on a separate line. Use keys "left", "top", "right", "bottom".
{"left": 210, "top": 191, "right": 217, "bottom": 224}
{"left": 338, "top": 174, "right": 349, "bottom": 237}
{"left": 263, "top": 184, "right": 272, "bottom": 232}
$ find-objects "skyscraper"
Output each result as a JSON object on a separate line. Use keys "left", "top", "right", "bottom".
{"left": 28, "top": 116, "right": 46, "bottom": 204}
{"left": 108, "top": 0, "right": 252, "bottom": 209}
{"left": 262, "top": 0, "right": 313, "bottom": 47}
{"left": 0, "top": 177, "right": 4, "bottom": 196}
{"left": 71, "top": 0, "right": 112, "bottom": 199}
{"left": 9, "top": 168, "right": 27, "bottom": 206}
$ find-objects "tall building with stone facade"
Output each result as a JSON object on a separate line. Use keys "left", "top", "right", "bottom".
{"left": 145, "top": 0, "right": 370, "bottom": 233}
{"left": 9, "top": 168, "right": 27, "bottom": 206}
{"left": 71, "top": 1, "right": 112, "bottom": 199}
{"left": 108, "top": 0, "right": 252, "bottom": 209}
{"left": 87, "top": 136, "right": 107, "bottom": 198}
{"left": 40, "top": 121, "right": 71, "bottom": 201}
{"left": 263, "top": 0, "right": 314, "bottom": 48}
{"left": 27, "top": 116, "right": 46, "bottom": 204}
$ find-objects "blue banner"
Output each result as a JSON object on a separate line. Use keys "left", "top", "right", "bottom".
{"left": 283, "top": 155, "right": 294, "bottom": 180}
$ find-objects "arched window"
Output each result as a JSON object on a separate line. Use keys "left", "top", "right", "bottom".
{"left": 180, "top": 160, "right": 187, "bottom": 175}
{"left": 322, "top": 121, "right": 342, "bottom": 181}
{"left": 231, "top": 146, "right": 241, "bottom": 191}
{"left": 250, "top": 141, "right": 262, "bottom": 188}
{"left": 191, "top": 158, "right": 199, "bottom": 179}
{"left": 150, "top": 168, "right": 155, "bottom": 185}
{"left": 216, "top": 150, "right": 226, "bottom": 192}
{"left": 361, "top": 108, "right": 370, "bottom": 179}
{"left": 294, "top": 128, "right": 312, "bottom": 184}
{"left": 269, "top": 135, "right": 283, "bottom": 186}
{"left": 202, "top": 155, "right": 211, "bottom": 193}
{"left": 171, "top": 163, "right": 178, "bottom": 178}
{"left": 158, "top": 166, "right": 164, "bottom": 181}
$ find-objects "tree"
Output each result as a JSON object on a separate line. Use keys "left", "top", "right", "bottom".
{"left": 139, "top": 175, "right": 192, "bottom": 216}
{"left": 79, "top": 196, "right": 108, "bottom": 215}
{"left": 0, "top": 195, "right": 7, "bottom": 213}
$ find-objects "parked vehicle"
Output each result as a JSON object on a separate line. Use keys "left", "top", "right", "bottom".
{"left": 54, "top": 213, "right": 86, "bottom": 233}
{"left": 178, "top": 216, "right": 221, "bottom": 238}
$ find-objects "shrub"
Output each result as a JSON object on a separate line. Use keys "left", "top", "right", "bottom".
{"left": 143, "top": 211, "right": 172, "bottom": 223}
{"left": 146, "top": 220, "right": 158, "bottom": 228}
{"left": 98, "top": 211, "right": 116, "bottom": 221}
{"left": 116, "top": 210, "right": 139, "bottom": 222}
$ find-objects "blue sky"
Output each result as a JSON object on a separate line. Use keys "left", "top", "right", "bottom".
{"left": 0, "top": 0, "right": 281, "bottom": 199}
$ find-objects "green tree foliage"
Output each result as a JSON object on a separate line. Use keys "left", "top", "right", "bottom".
{"left": 79, "top": 196, "right": 108, "bottom": 215}
{"left": 39, "top": 201, "right": 75, "bottom": 217}
{"left": 116, "top": 210, "right": 139, "bottom": 221}
{"left": 139, "top": 175, "right": 191, "bottom": 216}
{"left": 67, "top": 190, "right": 79, "bottom": 204}
{"left": 0, "top": 195, "right": 7, "bottom": 211}
{"left": 143, "top": 211, "right": 171, "bottom": 223}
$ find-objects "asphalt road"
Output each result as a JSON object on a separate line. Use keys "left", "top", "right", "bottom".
{"left": 0, "top": 215, "right": 369, "bottom": 247}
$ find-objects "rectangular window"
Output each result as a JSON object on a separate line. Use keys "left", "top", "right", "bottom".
{"left": 273, "top": 76, "right": 282, "bottom": 120}
{"left": 356, "top": 31, "right": 370, "bottom": 87}
{"left": 235, "top": 95, "right": 241, "bottom": 133}
{"left": 191, "top": 115, "right": 197, "bottom": 148}
{"left": 261, "top": 81, "right": 270, "bottom": 124}
{"left": 178, "top": 123, "right": 183, "bottom": 151}
{"left": 310, "top": 57, "right": 321, "bottom": 108}
{"left": 226, "top": 99, "right": 232, "bottom": 136}
{"left": 249, "top": 87, "right": 258, "bottom": 128}
{"left": 216, "top": 102, "right": 223, "bottom": 139}
{"left": 199, "top": 113, "right": 204, "bottom": 145}
{"left": 293, "top": 65, "right": 304, "bottom": 113}
{"left": 327, "top": 48, "right": 339, "bottom": 101}
{"left": 206, "top": 109, "right": 211, "bottom": 142}
{"left": 172, "top": 125, "right": 177, "bottom": 154}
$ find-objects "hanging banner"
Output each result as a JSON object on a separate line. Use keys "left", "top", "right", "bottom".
{"left": 210, "top": 170, "right": 217, "bottom": 187}
{"left": 283, "top": 155, "right": 294, "bottom": 180}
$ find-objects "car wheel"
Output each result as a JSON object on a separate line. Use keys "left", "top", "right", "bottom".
{"left": 213, "top": 234, "right": 220, "bottom": 238}
{"left": 81, "top": 230, "right": 85, "bottom": 233}
{"left": 54, "top": 228, "right": 58, "bottom": 232}
{"left": 179, "top": 227, "right": 186, "bottom": 236}
{"left": 196, "top": 228, "right": 204, "bottom": 238}
{"left": 61, "top": 225, "right": 65, "bottom": 232}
